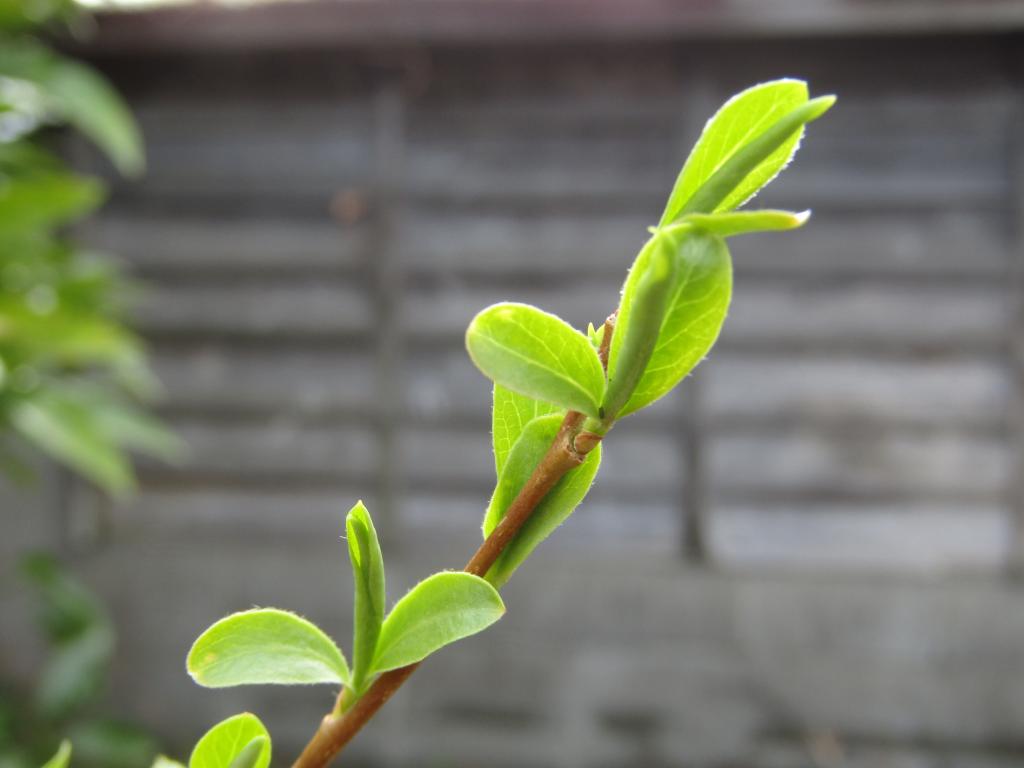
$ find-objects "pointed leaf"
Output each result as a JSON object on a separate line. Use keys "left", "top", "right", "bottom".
{"left": 189, "top": 714, "right": 270, "bottom": 768}
{"left": 681, "top": 209, "right": 809, "bottom": 237}
{"left": 608, "top": 228, "right": 732, "bottom": 417}
{"left": 483, "top": 414, "right": 602, "bottom": 587}
{"left": 346, "top": 501, "right": 385, "bottom": 692}
{"left": 491, "top": 384, "right": 560, "bottom": 476}
{"left": 660, "top": 80, "right": 834, "bottom": 222}
{"left": 371, "top": 573, "right": 505, "bottom": 674}
{"left": 466, "top": 303, "right": 605, "bottom": 418}
{"left": 0, "top": 40, "right": 144, "bottom": 176}
{"left": 9, "top": 392, "right": 134, "bottom": 496}
{"left": 187, "top": 609, "right": 350, "bottom": 688}
{"left": 41, "top": 740, "right": 71, "bottom": 768}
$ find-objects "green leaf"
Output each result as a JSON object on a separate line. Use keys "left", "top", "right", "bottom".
{"left": 187, "top": 609, "right": 350, "bottom": 688}
{"left": 40, "top": 741, "right": 71, "bottom": 768}
{"left": 37, "top": 623, "right": 114, "bottom": 719}
{"left": 371, "top": 573, "right": 505, "bottom": 674}
{"left": 466, "top": 303, "right": 605, "bottom": 418}
{"left": 188, "top": 714, "right": 270, "bottom": 768}
{"left": 0, "top": 173, "right": 105, "bottom": 236}
{"left": 346, "top": 501, "right": 385, "bottom": 692}
{"left": 9, "top": 390, "right": 134, "bottom": 496}
{"left": 483, "top": 414, "right": 602, "bottom": 587}
{"left": 491, "top": 384, "right": 560, "bottom": 476}
{"left": 608, "top": 228, "right": 732, "bottom": 417}
{"left": 152, "top": 758, "right": 186, "bottom": 768}
{"left": 660, "top": 80, "right": 834, "bottom": 223}
{"left": 0, "top": 40, "right": 144, "bottom": 176}
{"left": 681, "top": 209, "right": 809, "bottom": 237}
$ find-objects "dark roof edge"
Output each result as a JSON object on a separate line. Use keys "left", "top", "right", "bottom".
{"left": 79, "top": 0, "right": 1024, "bottom": 54}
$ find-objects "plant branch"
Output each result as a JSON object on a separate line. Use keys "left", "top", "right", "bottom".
{"left": 292, "top": 321, "right": 613, "bottom": 768}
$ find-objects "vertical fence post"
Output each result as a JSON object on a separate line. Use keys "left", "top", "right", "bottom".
{"left": 1010, "top": 91, "right": 1024, "bottom": 576}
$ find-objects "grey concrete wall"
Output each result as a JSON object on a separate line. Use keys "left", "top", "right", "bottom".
{"left": 4, "top": 32, "right": 1024, "bottom": 767}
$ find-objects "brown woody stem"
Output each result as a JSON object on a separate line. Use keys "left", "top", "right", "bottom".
{"left": 292, "top": 316, "right": 614, "bottom": 768}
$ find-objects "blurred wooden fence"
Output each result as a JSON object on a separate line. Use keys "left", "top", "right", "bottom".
{"left": 8, "top": 23, "right": 1024, "bottom": 768}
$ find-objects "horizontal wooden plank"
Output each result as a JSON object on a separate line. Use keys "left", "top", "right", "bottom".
{"left": 709, "top": 432, "right": 1012, "bottom": 500}
{"left": 701, "top": 355, "right": 1010, "bottom": 429}
{"left": 150, "top": 345, "right": 377, "bottom": 415}
{"left": 722, "top": 282, "right": 1011, "bottom": 351}
{"left": 81, "top": 215, "right": 367, "bottom": 274}
{"left": 708, "top": 503, "right": 1013, "bottom": 573}
{"left": 401, "top": 208, "right": 1008, "bottom": 276}
{"left": 84, "top": 103, "right": 373, "bottom": 201}
{"left": 140, "top": 420, "right": 380, "bottom": 480}
{"left": 136, "top": 277, "right": 374, "bottom": 337}
{"left": 106, "top": 487, "right": 378, "bottom": 537}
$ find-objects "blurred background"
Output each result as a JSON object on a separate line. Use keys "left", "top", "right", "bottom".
{"left": 3, "top": 1, "right": 1024, "bottom": 766}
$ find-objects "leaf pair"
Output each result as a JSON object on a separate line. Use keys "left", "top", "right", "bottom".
{"left": 659, "top": 79, "right": 834, "bottom": 222}
{"left": 188, "top": 503, "right": 505, "bottom": 705}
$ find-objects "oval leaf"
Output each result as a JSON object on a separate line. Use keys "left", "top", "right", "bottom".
{"left": 491, "top": 384, "right": 560, "bottom": 477}
{"left": 466, "top": 303, "right": 605, "bottom": 418}
{"left": 608, "top": 228, "right": 732, "bottom": 417}
{"left": 346, "top": 501, "right": 386, "bottom": 692}
{"left": 483, "top": 414, "right": 602, "bottom": 587}
{"left": 187, "top": 608, "right": 349, "bottom": 688}
{"left": 371, "top": 573, "right": 505, "bottom": 674}
{"left": 189, "top": 713, "right": 270, "bottom": 768}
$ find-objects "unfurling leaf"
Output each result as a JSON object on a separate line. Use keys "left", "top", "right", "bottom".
{"left": 371, "top": 573, "right": 505, "bottom": 674}
{"left": 346, "top": 501, "right": 385, "bottom": 692}
{"left": 659, "top": 79, "right": 834, "bottom": 223}
{"left": 681, "top": 209, "right": 809, "bottom": 237}
{"left": 600, "top": 228, "right": 680, "bottom": 423}
{"left": 226, "top": 738, "right": 268, "bottom": 768}
{"left": 189, "top": 713, "right": 270, "bottom": 768}
{"left": 483, "top": 414, "right": 601, "bottom": 586}
{"left": 187, "top": 609, "right": 350, "bottom": 688}
{"left": 41, "top": 740, "right": 71, "bottom": 768}
{"left": 491, "top": 384, "right": 560, "bottom": 476}
{"left": 466, "top": 303, "right": 605, "bottom": 418}
{"left": 608, "top": 228, "right": 732, "bottom": 418}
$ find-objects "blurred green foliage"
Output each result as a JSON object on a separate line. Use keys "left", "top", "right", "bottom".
{"left": 0, "top": 554, "right": 160, "bottom": 768}
{"left": 0, "top": 0, "right": 179, "bottom": 497}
